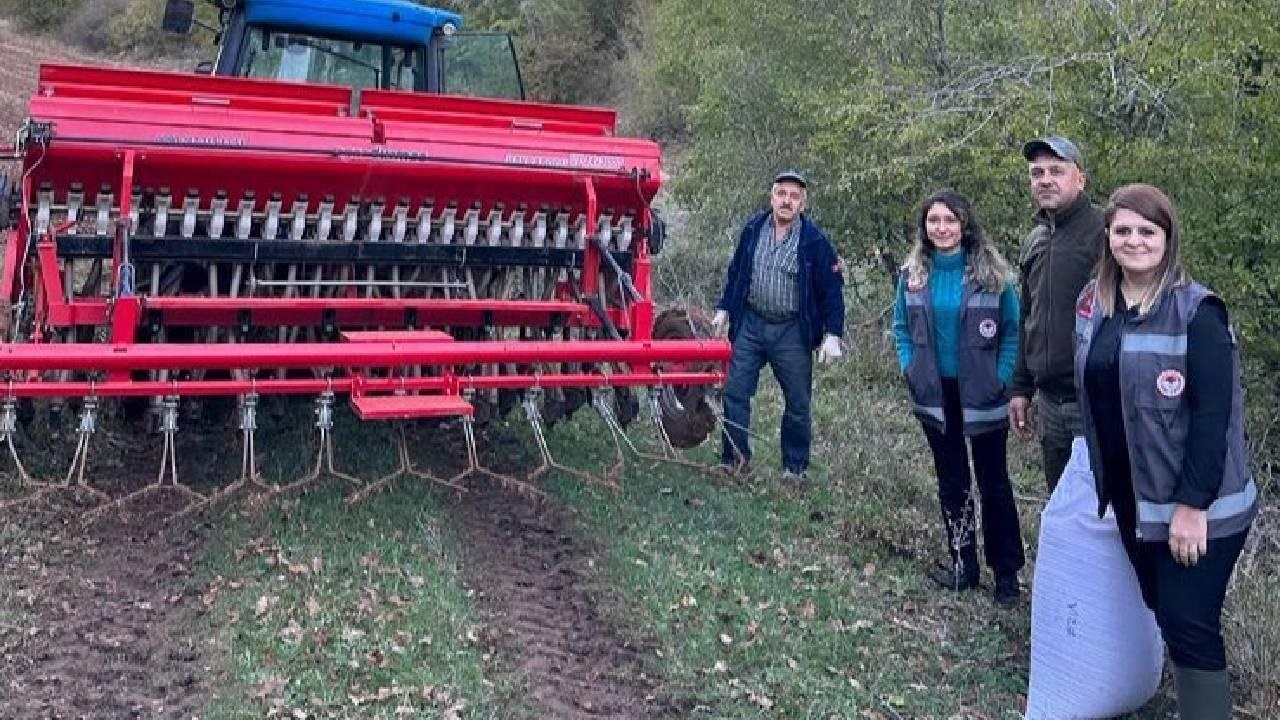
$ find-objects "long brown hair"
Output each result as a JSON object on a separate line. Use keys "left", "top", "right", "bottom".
{"left": 903, "top": 189, "right": 1011, "bottom": 293}
{"left": 1096, "top": 183, "right": 1190, "bottom": 317}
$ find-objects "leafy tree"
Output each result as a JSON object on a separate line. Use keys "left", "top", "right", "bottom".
{"left": 640, "top": 0, "right": 1280, "bottom": 460}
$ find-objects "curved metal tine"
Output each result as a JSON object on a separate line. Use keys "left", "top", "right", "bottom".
{"left": 2, "top": 396, "right": 34, "bottom": 483}
{"left": 448, "top": 413, "right": 543, "bottom": 500}
{"left": 84, "top": 395, "right": 207, "bottom": 523}
{"left": 621, "top": 386, "right": 723, "bottom": 477}
{"left": 0, "top": 395, "right": 54, "bottom": 509}
{"left": 173, "top": 393, "right": 275, "bottom": 519}
{"left": 346, "top": 423, "right": 467, "bottom": 506}
{"left": 275, "top": 391, "right": 366, "bottom": 495}
{"left": 587, "top": 388, "right": 629, "bottom": 488}
{"left": 521, "top": 388, "right": 605, "bottom": 489}
{"left": 62, "top": 396, "right": 111, "bottom": 502}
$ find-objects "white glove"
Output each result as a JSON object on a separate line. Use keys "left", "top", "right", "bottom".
{"left": 711, "top": 309, "right": 729, "bottom": 337}
{"left": 817, "top": 334, "right": 843, "bottom": 363}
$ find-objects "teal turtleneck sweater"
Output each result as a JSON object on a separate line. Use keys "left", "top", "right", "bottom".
{"left": 892, "top": 249, "right": 1020, "bottom": 383}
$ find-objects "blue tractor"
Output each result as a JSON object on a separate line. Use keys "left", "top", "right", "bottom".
{"left": 161, "top": 0, "right": 526, "bottom": 100}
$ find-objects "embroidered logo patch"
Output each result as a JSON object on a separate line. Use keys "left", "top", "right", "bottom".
{"left": 978, "top": 318, "right": 998, "bottom": 339}
{"left": 1076, "top": 283, "right": 1096, "bottom": 320}
{"left": 1156, "top": 369, "right": 1186, "bottom": 398}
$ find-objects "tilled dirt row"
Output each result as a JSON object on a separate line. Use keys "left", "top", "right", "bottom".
{"left": 453, "top": 479, "right": 662, "bottom": 720}
{"left": 0, "top": 506, "right": 211, "bottom": 719}
{"left": 2, "top": 446, "right": 669, "bottom": 719}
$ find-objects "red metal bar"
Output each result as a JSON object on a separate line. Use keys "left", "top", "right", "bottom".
{"left": 631, "top": 211, "right": 654, "bottom": 341}
{"left": 31, "top": 297, "right": 618, "bottom": 331}
{"left": 581, "top": 176, "right": 599, "bottom": 297}
{"left": 36, "top": 240, "right": 67, "bottom": 324}
{"left": 132, "top": 297, "right": 624, "bottom": 330}
{"left": 112, "top": 149, "right": 136, "bottom": 299}
{"left": 0, "top": 339, "right": 730, "bottom": 372}
{"left": 0, "top": 371, "right": 722, "bottom": 398}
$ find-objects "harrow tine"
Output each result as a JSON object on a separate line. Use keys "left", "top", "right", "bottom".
{"left": 618, "top": 386, "right": 724, "bottom": 477}
{"left": 0, "top": 394, "right": 115, "bottom": 510}
{"left": 449, "top": 411, "right": 542, "bottom": 500}
{"left": 0, "top": 395, "right": 35, "bottom": 488}
{"left": 83, "top": 395, "right": 207, "bottom": 523}
{"left": 275, "top": 390, "right": 366, "bottom": 494}
{"left": 522, "top": 388, "right": 610, "bottom": 489}
{"left": 345, "top": 423, "right": 468, "bottom": 506}
{"left": 171, "top": 392, "right": 275, "bottom": 519}
{"left": 63, "top": 396, "right": 111, "bottom": 502}
{"left": 587, "top": 388, "right": 629, "bottom": 488}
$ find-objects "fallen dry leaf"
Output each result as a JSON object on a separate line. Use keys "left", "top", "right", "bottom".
{"left": 747, "top": 689, "right": 774, "bottom": 710}
{"left": 251, "top": 674, "right": 287, "bottom": 699}
{"left": 255, "top": 595, "right": 279, "bottom": 617}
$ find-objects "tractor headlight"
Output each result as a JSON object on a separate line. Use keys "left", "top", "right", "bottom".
{"left": 441, "top": 22, "right": 457, "bottom": 36}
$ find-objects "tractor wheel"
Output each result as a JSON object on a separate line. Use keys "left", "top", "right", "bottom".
{"left": 651, "top": 306, "right": 719, "bottom": 448}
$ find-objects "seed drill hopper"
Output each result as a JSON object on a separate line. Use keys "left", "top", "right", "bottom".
{"left": 0, "top": 53, "right": 728, "bottom": 512}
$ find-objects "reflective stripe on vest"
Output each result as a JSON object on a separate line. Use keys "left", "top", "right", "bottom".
{"left": 1138, "top": 479, "right": 1258, "bottom": 524}
{"left": 1121, "top": 332, "right": 1187, "bottom": 355}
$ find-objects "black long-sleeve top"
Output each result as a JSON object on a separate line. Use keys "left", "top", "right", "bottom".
{"left": 1083, "top": 296, "right": 1233, "bottom": 525}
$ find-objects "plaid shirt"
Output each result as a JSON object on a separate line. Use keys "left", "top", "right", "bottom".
{"left": 746, "top": 218, "right": 801, "bottom": 321}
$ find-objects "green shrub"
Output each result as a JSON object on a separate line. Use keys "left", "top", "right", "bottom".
{"left": 0, "top": 0, "right": 84, "bottom": 31}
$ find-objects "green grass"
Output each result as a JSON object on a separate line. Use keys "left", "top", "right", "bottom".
{"left": 191, "top": 412, "right": 500, "bottom": 720}
{"left": 538, "top": 373, "right": 1039, "bottom": 718}
{"left": 0, "top": 330, "right": 1272, "bottom": 718}
{"left": 530, "top": 334, "right": 1271, "bottom": 719}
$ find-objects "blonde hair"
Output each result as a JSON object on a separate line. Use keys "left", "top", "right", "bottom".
{"left": 1096, "top": 183, "right": 1191, "bottom": 317}
{"left": 903, "top": 189, "right": 1011, "bottom": 293}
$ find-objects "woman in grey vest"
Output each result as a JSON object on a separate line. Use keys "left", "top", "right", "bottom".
{"left": 892, "top": 190, "right": 1025, "bottom": 608}
{"left": 1075, "top": 184, "right": 1257, "bottom": 719}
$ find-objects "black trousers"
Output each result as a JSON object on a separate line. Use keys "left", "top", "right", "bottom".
{"left": 1111, "top": 483, "right": 1249, "bottom": 672}
{"left": 921, "top": 379, "right": 1026, "bottom": 579}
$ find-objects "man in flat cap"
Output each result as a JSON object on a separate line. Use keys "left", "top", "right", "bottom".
{"left": 1008, "top": 135, "right": 1105, "bottom": 492}
{"left": 711, "top": 170, "right": 846, "bottom": 480}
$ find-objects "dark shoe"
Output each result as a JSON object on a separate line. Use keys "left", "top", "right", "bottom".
{"left": 1175, "top": 664, "right": 1231, "bottom": 720}
{"left": 930, "top": 563, "right": 979, "bottom": 592}
{"left": 716, "top": 460, "right": 751, "bottom": 478}
{"left": 993, "top": 575, "right": 1020, "bottom": 608}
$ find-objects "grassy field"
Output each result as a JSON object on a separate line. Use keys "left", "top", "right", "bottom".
{"left": 178, "top": 323, "right": 1276, "bottom": 718}
{"left": 1, "top": 307, "right": 1275, "bottom": 719}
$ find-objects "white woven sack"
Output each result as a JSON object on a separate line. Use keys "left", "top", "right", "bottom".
{"left": 1025, "top": 438, "right": 1164, "bottom": 719}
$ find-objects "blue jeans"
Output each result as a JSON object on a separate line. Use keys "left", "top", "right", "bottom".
{"left": 721, "top": 309, "right": 813, "bottom": 471}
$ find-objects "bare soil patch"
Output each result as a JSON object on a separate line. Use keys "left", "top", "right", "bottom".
{"left": 0, "top": 502, "right": 214, "bottom": 719}
{"left": 0, "top": 411, "right": 245, "bottom": 718}
{"left": 453, "top": 477, "right": 663, "bottom": 720}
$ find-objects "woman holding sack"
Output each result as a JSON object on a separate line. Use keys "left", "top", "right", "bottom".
{"left": 1075, "top": 183, "right": 1257, "bottom": 719}
{"left": 893, "top": 189, "right": 1025, "bottom": 608}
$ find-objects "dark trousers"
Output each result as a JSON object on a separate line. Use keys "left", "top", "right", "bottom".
{"left": 1112, "top": 490, "right": 1249, "bottom": 672}
{"left": 922, "top": 379, "right": 1026, "bottom": 579}
{"left": 1035, "top": 393, "right": 1082, "bottom": 493}
{"left": 721, "top": 309, "right": 813, "bottom": 472}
